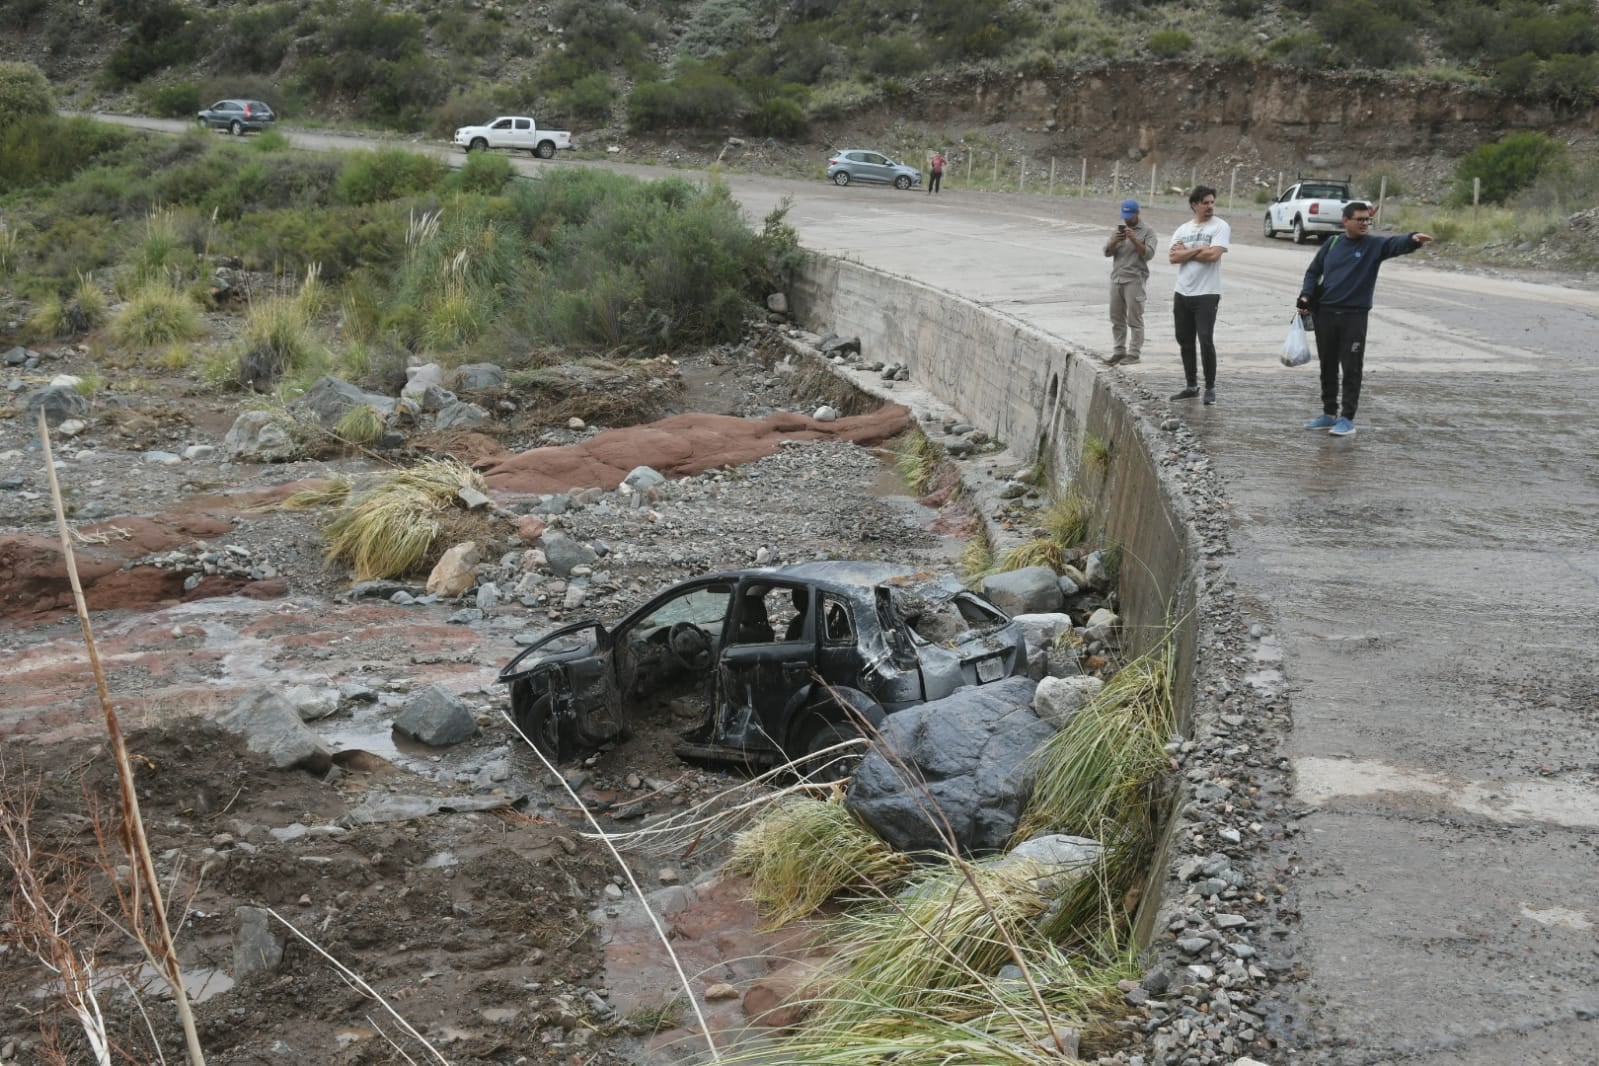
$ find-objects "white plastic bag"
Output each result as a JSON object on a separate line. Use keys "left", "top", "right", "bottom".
{"left": 1280, "top": 314, "right": 1313, "bottom": 367}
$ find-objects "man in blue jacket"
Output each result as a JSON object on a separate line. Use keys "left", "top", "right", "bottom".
{"left": 1296, "top": 202, "right": 1433, "bottom": 437}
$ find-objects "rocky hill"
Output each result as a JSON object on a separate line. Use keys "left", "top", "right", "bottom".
{"left": 3, "top": 0, "right": 1596, "bottom": 196}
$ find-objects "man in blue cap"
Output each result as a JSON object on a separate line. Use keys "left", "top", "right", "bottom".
{"left": 1104, "top": 199, "right": 1157, "bottom": 366}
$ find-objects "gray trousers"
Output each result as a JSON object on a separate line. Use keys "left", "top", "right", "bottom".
{"left": 1110, "top": 275, "right": 1148, "bottom": 357}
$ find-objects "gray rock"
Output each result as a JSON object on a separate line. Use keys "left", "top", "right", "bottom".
{"left": 291, "top": 376, "right": 394, "bottom": 427}
{"left": 3, "top": 345, "right": 32, "bottom": 366}
{"left": 1082, "top": 550, "right": 1112, "bottom": 591}
{"left": 980, "top": 566, "right": 1064, "bottom": 615}
{"left": 765, "top": 292, "right": 789, "bottom": 314}
{"left": 446, "top": 607, "right": 483, "bottom": 624}
{"left": 420, "top": 384, "right": 457, "bottom": 412}
{"left": 1011, "top": 612, "right": 1075, "bottom": 648}
{"left": 813, "top": 404, "right": 838, "bottom": 422}
{"left": 456, "top": 486, "right": 491, "bottom": 510}
{"left": 233, "top": 906, "right": 285, "bottom": 981}
{"left": 452, "top": 363, "right": 506, "bottom": 390}
{"left": 999, "top": 833, "right": 1103, "bottom": 894}
{"left": 392, "top": 684, "right": 478, "bottom": 747}
{"left": 222, "top": 410, "right": 301, "bottom": 463}
{"left": 819, "top": 334, "right": 861, "bottom": 356}
{"left": 401, "top": 362, "right": 444, "bottom": 400}
{"left": 1032, "top": 675, "right": 1103, "bottom": 730}
{"left": 620, "top": 466, "right": 665, "bottom": 493}
{"left": 183, "top": 444, "right": 218, "bottom": 461}
{"left": 1056, "top": 574, "right": 1080, "bottom": 598}
{"left": 213, "top": 688, "right": 333, "bottom": 773}
{"left": 541, "top": 530, "right": 599, "bottom": 577}
{"left": 56, "top": 418, "right": 86, "bottom": 437}
{"left": 846, "top": 676, "right": 1051, "bottom": 856}
{"left": 475, "top": 582, "right": 499, "bottom": 612}
{"left": 282, "top": 685, "right": 340, "bottom": 722}
{"left": 142, "top": 450, "right": 182, "bottom": 465}
{"left": 1085, "top": 608, "right": 1120, "bottom": 644}
{"left": 25, "top": 385, "right": 90, "bottom": 428}
{"left": 433, "top": 400, "right": 488, "bottom": 430}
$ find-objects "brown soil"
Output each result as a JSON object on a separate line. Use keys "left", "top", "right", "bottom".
{"left": 0, "top": 327, "right": 952, "bottom": 1065}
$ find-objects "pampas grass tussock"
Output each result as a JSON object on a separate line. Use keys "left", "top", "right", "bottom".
{"left": 323, "top": 459, "right": 487, "bottom": 580}
{"left": 725, "top": 795, "right": 912, "bottom": 928}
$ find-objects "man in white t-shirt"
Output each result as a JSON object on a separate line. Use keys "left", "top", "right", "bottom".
{"left": 1167, "top": 185, "right": 1230, "bottom": 405}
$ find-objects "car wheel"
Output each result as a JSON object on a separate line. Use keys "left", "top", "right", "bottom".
{"left": 535, "top": 141, "right": 556, "bottom": 159}
{"left": 894, "top": 175, "right": 912, "bottom": 190}
{"left": 797, "top": 718, "right": 865, "bottom": 782}
{"left": 1293, "top": 218, "right": 1309, "bottom": 245}
{"left": 832, "top": 171, "right": 851, "bottom": 187}
{"left": 512, "top": 692, "right": 565, "bottom": 765}
{"left": 469, "top": 137, "right": 488, "bottom": 153}
{"left": 229, "top": 120, "right": 243, "bottom": 136}
{"left": 1263, "top": 213, "right": 1276, "bottom": 239}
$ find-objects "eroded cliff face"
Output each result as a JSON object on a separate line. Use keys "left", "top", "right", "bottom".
{"left": 910, "top": 61, "right": 1588, "bottom": 174}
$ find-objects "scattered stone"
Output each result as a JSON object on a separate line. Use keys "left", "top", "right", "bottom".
{"left": 979, "top": 566, "right": 1064, "bottom": 615}
{"left": 452, "top": 363, "right": 506, "bottom": 390}
{"left": 25, "top": 385, "right": 90, "bottom": 428}
{"left": 222, "top": 410, "right": 301, "bottom": 463}
{"left": 234, "top": 906, "right": 286, "bottom": 980}
{"left": 1032, "top": 675, "right": 1103, "bottom": 730}
{"left": 392, "top": 684, "right": 478, "bottom": 747}
{"left": 213, "top": 688, "right": 333, "bottom": 773}
{"left": 426, "top": 541, "right": 481, "bottom": 597}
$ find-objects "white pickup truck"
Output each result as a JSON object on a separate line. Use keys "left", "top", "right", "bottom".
{"left": 1263, "top": 178, "right": 1355, "bottom": 244}
{"left": 452, "top": 116, "right": 574, "bottom": 159}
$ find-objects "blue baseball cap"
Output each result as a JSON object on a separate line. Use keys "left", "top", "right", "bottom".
{"left": 1120, "top": 199, "right": 1140, "bottom": 218}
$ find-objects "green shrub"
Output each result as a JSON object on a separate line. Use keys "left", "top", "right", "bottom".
{"left": 552, "top": 72, "right": 615, "bottom": 126}
{"left": 1537, "top": 53, "right": 1599, "bottom": 110}
{"left": 1148, "top": 30, "right": 1193, "bottom": 58}
{"left": 448, "top": 150, "right": 515, "bottom": 195}
{"left": 1357, "top": 165, "right": 1405, "bottom": 201}
{"left": 103, "top": 0, "right": 207, "bottom": 86}
{"left": 326, "top": 1, "right": 425, "bottom": 61}
{"left": 1314, "top": 0, "right": 1419, "bottom": 69}
{"left": 336, "top": 148, "right": 447, "bottom": 205}
{"left": 112, "top": 283, "right": 204, "bottom": 347}
{"left": 863, "top": 34, "right": 929, "bottom": 77}
{"left": 138, "top": 81, "right": 202, "bottom": 118}
{"left": 0, "top": 61, "right": 52, "bottom": 128}
{"left": 749, "top": 96, "right": 807, "bottom": 139}
{"left": 1451, "top": 132, "right": 1566, "bottom": 205}
{"left": 627, "top": 63, "right": 743, "bottom": 131}
{"left": 0, "top": 116, "right": 132, "bottom": 195}
{"left": 226, "top": 205, "right": 406, "bottom": 278}
{"left": 360, "top": 55, "right": 453, "bottom": 130}
{"left": 217, "top": 3, "right": 300, "bottom": 72}
{"left": 678, "top": 0, "right": 758, "bottom": 60}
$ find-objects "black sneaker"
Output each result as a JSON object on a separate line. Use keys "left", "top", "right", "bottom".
{"left": 1170, "top": 386, "right": 1200, "bottom": 401}
{"left": 1203, "top": 388, "right": 1216, "bottom": 405}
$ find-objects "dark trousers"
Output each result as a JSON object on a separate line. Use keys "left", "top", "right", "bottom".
{"left": 1172, "top": 293, "right": 1220, "bottom": 388}
{"left": 928, "top": 171, "right": 942, "bottom": 194}
{"left": 1312, "top": 308, "right": 1370, "bottom": 418}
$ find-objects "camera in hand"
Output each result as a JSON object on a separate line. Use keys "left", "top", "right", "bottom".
{"left": 1117, "top": 224, "right": 1126, "bottom": 233}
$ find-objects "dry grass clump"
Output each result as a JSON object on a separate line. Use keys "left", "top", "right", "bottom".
{"left": 333, "top": 404, "right": 385, "bottom": 448}
{"left": 1042, "top": 490, "right": 1092, "bottom": 549}
{"left": 111, "top": 282, "right": 204, "bottom": 348}
{"left": 725, "top": 795, "right": 913, "bottom": 928}
{"left": 893, "top": 430, "right": 944, "bottom": 496}
{"left": 1081, "top": 433, "right": 1112, "bottom": 478}
{"left": 997, "top": 537, "right": 1068, "bottom": 574}
{"left": 1018, "top": 640, "right": 1177, "bottom": 943}
{"left": 323, "top": 459, "right": 488, "bottom": 580}
{"left": 958, "top": 528, "right": 995, "bottom": 584}
{"left": 273, "top": 477, "right": 353, "bottom": 512}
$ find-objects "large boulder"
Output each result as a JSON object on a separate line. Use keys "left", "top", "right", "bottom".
{"left": 980, "top": 567, "right": 1064, "bottom": 616}
{"left": 393, "top": 684, "right": 478, "bottom": 747}
{"left": 223, "top": 410, "right": 301, "bottom": 463}
{"left": 214, "top": 687, "right": 333, "bottom": 773}
{"left": 291, "top": 376, "right": 394, "bottom": 427}
{"left": 540, "top": 530, "right": 598, "bottom": 577}
{"left": 1032, "top": 675, "right": 1103, "bottom": 731}
{"left": 26, "top": 384, "right": 90, "bottom": 428}
{"left": 434, "top": 400, "right": 488, "bottom": 431}
{"left": 845, "top": 676, "right": 1051, "bottom": 857}
{"left": 452, "top": 363, "right": 506, "bottom": 391}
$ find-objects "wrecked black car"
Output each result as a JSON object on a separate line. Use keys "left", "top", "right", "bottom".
{"left": 497, "top": 561, "right": 1028, "bottom": 771}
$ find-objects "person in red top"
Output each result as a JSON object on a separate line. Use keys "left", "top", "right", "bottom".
{"left": 928, "top": 151, "right": 946, "bottom": 195}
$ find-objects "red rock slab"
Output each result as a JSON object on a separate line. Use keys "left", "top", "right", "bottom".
{"left": 0, "top": 600, "right": 485, "bottom": 744}
{"left": 0, "top": 480, "right": 334, "bottom": 620}
{"left": 480, "top": 407, "right": 910, "bottom": 495}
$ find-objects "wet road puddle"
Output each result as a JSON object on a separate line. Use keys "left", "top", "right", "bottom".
{"left": 1295, "top": 756, "right": 1599, "bottom": 829}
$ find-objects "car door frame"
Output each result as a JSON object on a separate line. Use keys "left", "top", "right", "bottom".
{"left": 713, "top": 577, "right": 820, "bottom": 758}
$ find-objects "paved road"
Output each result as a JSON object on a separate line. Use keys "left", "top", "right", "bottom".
{"left": 729, "top": 183, "right": 1599, "bottom": 1064}
{"left": 97, "top": 116, "right": 1599, "bottom": 1062}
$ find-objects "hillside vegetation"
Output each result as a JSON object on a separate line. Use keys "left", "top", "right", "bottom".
{"left": 3, "top": 0, "right": 1596, "bottom": 137}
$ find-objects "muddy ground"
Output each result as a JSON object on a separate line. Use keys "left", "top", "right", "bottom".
{"left": 0, "top": 329, "right": 977, "bottom": 1065}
